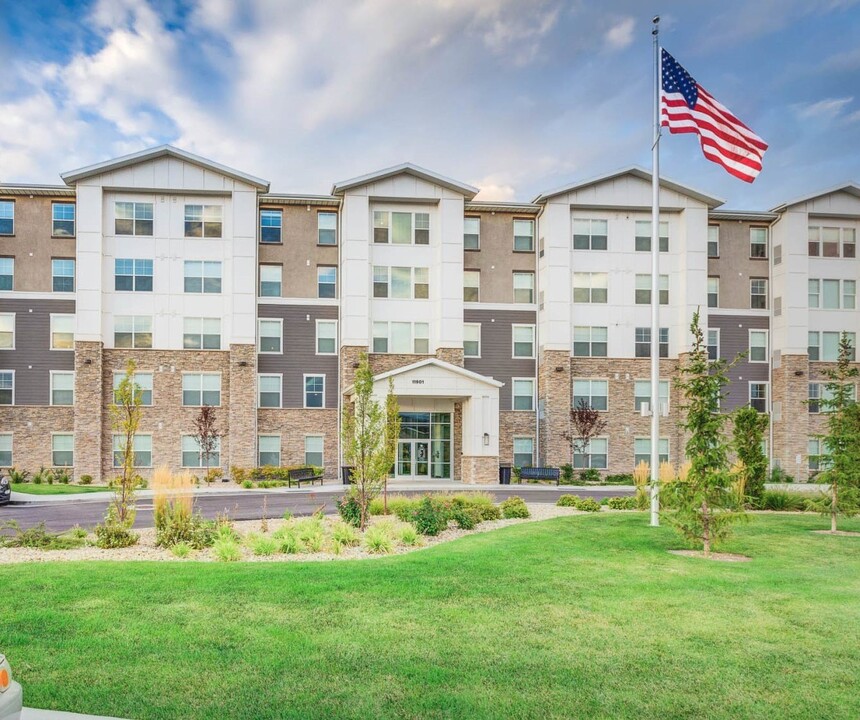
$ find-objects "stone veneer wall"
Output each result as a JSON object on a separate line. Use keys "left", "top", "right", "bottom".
{"left": 461, "top": 455, "right": 498, "bottom": 484}
{"left": 228, "top": 344, "right": 257, "bottom": 471}
{"left": 538, "top": 349, "right": 571, "bottom": 467}
{"left": 771, "top": 354, "right": 810, "bottom": 481}
{"left": 257, "top": 408, "right": 339, "bottom": 479}
{"left": 435, "top": 347, "right": 464, "bottom": 367}
{"left": 499, "top": 411, "right": 538, "bottom": 465}
{"left": 74, "top": 341, "right": 104, "bottom": 480}
{"left": 0, "top": 406, "right": 75, "bottom": 472}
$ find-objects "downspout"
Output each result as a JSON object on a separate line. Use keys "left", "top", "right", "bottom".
{"left": 336, "top": 195, "right": 344, "bottom": 478}
{"left": 535, "top": 202, "right": 546, "bottom": 465}
{"left": 766, "top": 213, "right": 780, "bottom": 474}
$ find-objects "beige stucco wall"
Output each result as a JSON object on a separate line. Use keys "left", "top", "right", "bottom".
{"left": 464, "top": 211, "right": 536, "bottom": 304}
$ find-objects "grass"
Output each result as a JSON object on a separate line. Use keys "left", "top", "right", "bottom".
{"left": 10, "top": 483, "right": 111, "bottom": 495}
{"left": 1, "top": 513, "right": 859, "bottom": 719}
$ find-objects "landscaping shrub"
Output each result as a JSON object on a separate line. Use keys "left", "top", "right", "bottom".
{"left": 54, "top": 470, "right": 70, "bottom": 484}
{"left": 605, "top": 474, "right": 634, "bottom": 485}
{"left": 363, "top": 525, "right": 394, "bottom": 554}
{"left": 398, "top": 524, "right": 419, "bottom": 546}
{"left": 0, "top": 521, "right": 68, "bottom": 549}
{"left": 769, "top": 467, "right": 795, "bottom": 484}
{"left": 78, "top": 474, "right": 93, "bottom": 485}
{"left": 94, "top": 520, "right": 139, "bottom": 549}
{"left": 8, "top": 468, "right": 30, "bottom": 484}
{"left": 560, "top": 464, "right": 574, "bottom": 484}
{"left": 451, "top": 491, "right": 497, "bottom": 518}
{"left": 69, "top": 524, "right": 88, "bottom": 539}
{"left": 607, "top": 496, "right": 638, "bottom": 510}
{"left": 451, "top": 506, "right": 481, "bottom": 530}
{"left": 411, "top": 496, "right": 450, "bottom": 536}
{"left": 214, "top": 523, "right": 240, "bottom": 543}
{"left": 500, "top": 496, "right": 530, "bottom": 519}
{"left": 512, "top": 467, "right": 522, "bottom": 483}
{"left": 213, "top": 537, "right": 242, "bottom": 562}
{"left": 249, "top": 534, "right": 278, "bottom": 556}
{"left": 574, "top": 497, "right": 601, "bottom": 512}
{"left": 556, "top": 494, "right": 579, "bottom": 507}
{"left": 278, "top": 532, "right": 300, "bottom": 554}
{"left": 170, "top": 542, "right": 192, "bottom": 559}
{"left": 389, "top": 497, "right": 420, "bottom": 522}
{"left": 762, "top": 490, "right": 808, "bottom": 511}
{"left": 295, "top": 518, "right": 325, "bottom": 552}
{"left": 153, "top": 469, "right": 215, "bottom": 549}
{"left": 242, "top": 480, "right": 253, "bottom": 489}
{"left": 368, "top": 497, "right": 386, "bottom": 515}
{"left": 337, "top": 491, "right": 363, "bottom": 528}
{"left": 331, "top": 521, "right": 360, "bottom": 550}
{"left": 578, "top": 468, "right": 601, "bottom": 484}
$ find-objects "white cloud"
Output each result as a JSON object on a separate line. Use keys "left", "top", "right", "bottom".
{"left": 796, "top": 97, "right": 853, "bottom": 119}
{"left": 604, "top": 17, "right": 635, "bottom": 51}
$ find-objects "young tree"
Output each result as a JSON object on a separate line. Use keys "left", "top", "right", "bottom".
{"left": 733, "top": 406, "right": 769, "bottom": 507}
{"left": 193, "top": 405, "right": 223, "bottom": 483}
{"left": 341, "top": 353, "right": 400, "bottom": 529}
{"left": 667, "top": 310, "right": 745, "bottom": 555}
{"left": 812, "top": 333, "right": 860, "bottom": 532}
{"left": 563, "top": 399, "right": 608, "bottom": 464}
{"left": 109, "top": 359, "right": 143, "bottom": 526}
{"left": 383, "top": 379, "right": 401, "bottom": 514}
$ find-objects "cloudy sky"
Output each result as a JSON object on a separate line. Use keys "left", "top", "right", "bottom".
{"left": 1, "top": 0, "right": 859, "bottom": 209}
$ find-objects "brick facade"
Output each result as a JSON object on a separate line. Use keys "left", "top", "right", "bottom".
{"left": 0, "top": 406, "right": 75, "bottom": 472}
{"left": 499, "top": 410, "right": 537, "bottom": 466}
{"left": 73, "top": 340, "right": 104, "bottom": 480}
{"left": 538, "top": 349, "right": 571, "bottom": 467}
{"left": 771, "top": 354, "right": 809, "bottom": 481}
{"left": 461, "top": 455, "right": 498, "bottom": 484}
{"left": 257, "top": 408, "right": 339, "bottom": 479}
{"left": 228, "top": 343, "right": 258, "bottom": 471}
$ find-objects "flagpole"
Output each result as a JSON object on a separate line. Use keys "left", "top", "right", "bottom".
{"left": 649, "top": 15, "right": 661, "bottom": 527}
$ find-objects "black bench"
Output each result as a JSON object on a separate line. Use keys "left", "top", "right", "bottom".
{"left": 287, "top": 467, "right": 324, "bottom": 488}
{"left": 517, "top": 467, "right": 560, "bottom": 485}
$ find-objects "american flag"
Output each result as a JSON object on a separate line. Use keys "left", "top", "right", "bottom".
{"left": 661, "top": 48, "right": 768, "bottom": 183}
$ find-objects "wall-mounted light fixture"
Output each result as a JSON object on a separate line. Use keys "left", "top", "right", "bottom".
{"left": 83, "top": 358, "right": 92, "bottom": 365}
{"left": 794, "top": 370, "right": 804, "bottom": 377}
{"left": 555, "top": 366, "right": 564, "bottom": 372}
{"left": 352, "top": 362, "right": 360, "bottom": 369}
{"left": 483, "top": 433, "right": 490, "bottom": 446}
{"left": 238, "top": 361, "right": 248, "bottom": 367}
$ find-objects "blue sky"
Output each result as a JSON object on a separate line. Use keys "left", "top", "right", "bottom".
{"left": 1, "top": 0, "right": 859, "bottom": 209}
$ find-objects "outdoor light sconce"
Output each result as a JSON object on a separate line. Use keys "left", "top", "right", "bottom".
{"left": 352, "top": 362, "right": 360, "bottom": 368}
{"left": 794, "top": 370, "right": 804, "bottom": 377}
{"left": 483, "top": 433, "right": 490, "bottom": 446}
{"left": 237, "top": 360, "right": 248, "bottom": 367}
{"left": 83, "top": 358, "right": 92, "bottom": 365}
{"left": 555, "top": 366, "right": 564, "bottom": 372}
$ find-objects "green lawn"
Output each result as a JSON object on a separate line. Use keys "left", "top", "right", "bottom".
{"left": 1, "top": 513, "right": 859, "bottom": 720}
{"left": 10, "top": 483, "right": 111, "bottom": 495}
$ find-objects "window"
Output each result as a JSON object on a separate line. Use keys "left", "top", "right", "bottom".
{"left": 389, "top": 322, "right": 413, "bottom": 354}
{"left": 52, "top": 203, "right": 75, "bottom": 237}
{"left": 112, "top": 434, "right": 153, "bottom": 468}
{"left": 372, "top": 210, "right": 428, "bottom": 245}
{"left": 464, "top": 323, "right": 481, "bottom": 357}
{"left": 115, "top": 202, "right": 153, "bottom": 236}
{"left": 513, "top": 219, "right": 534, "bottom": 251}
{"left": 305, "top": 436, "right": 324, "bottom": 467}
{"left": 707, "top": 225, "right": 719, "bottom": 257}
{"left": 823, "top": 227, "right": 840, "bottom": 257}
{"left": 183, "top": 317, "right": 221, "bottom": 350}
{"left": 50, "top": 314, "right": 74, "bottom": 350}
{"left": 316, "top": 320, "right": 337, "bottom": 355}
{"left": 808, "top": 226, "right": 856, "bottom": 258}
{"left": 259, "top": 264, "right": 282, "bottom": 297}
{"left": 260, "top": 209, "right": 282, "bottom": 243}
{"left": 258, "top": 319, "right": 282, "bottom": 354}
{"left": 635, "top": 220, "right": 669, "bottom": 252}
{"left": 52, "top": 434, "right": 74, "bottom": 467}
{"left": 844, "top": 228, "right": 856, "bottom": 258}
{"left": 0, "top": 371, "right": 13, "bottom": 405}
{"left": 414, "top": 322, "right": 429, "bottom": 354}
{"left": 464, "top": 270, "right": 480, "bottom": 302}
{"left": 750, "top": 382, "right": 768, "bottom": 412}
{"left": 258, "top": 374, "right": 282, "bottom": 408}
{"left": 819, "top": 331, "right": 856, "bottom": 361}
{"left": 258, "top": 436, "right": 280, "bottom": 466}
{"left": 0, "top": 201, "right": 13, "bottom": 235}
{"left": 707, "top": 277, "right": 719, "bottom": 308}
{"left": 844, "top": 280, "right": 856, "bottom": 309}
{"left": 182, "top": 435, "right": 220, "bottom": 468}
{"left": 573, "top": 379, "right": 608, "bottom": 411}
{"left": 184, "top": 204, "right": 222, "bottom": 238}
{"left": 513, "top": 437, "right": 534, "bottom": 468}
{"left": 374, "top": 267, "right": 427, "bottom": 299}
{"left": 635, "top": 327, "right": 669, "bottom": 358}
{"left": 633, "top": 380, "right": 669, "bottom": 413}
{"left": 512, "top": 378, "right": 535, "bottom": 411}
{"left": 50, "top": 371, "right": 74, "bottom": 406}
{"left": 774, "top": 244, "right": 782, "bottom": 265}
{"left": 513, "top": 272, "right": 535, "bottom": 303}
{"left": 115, "top": 258, "right": 153, "bottom": 292}
{"left": 512, "top": 324, "right": 535, "bottom": 358}
{"left": 0, "top": 258, "right": 12, "bottom": 290}
{"left": 805, "top": 383, "right": 853, "bottom": 414}
{"left": 808, "top": 438, "right": 821, "bottom": 471}
{"left": 573, "top": 219, "right": 608, "bottom": 250}
{"left": 809, "top": 279, "right": 820, "bottom": 308}
{"left": 304, "top": 375, "right": 325, "bottom": 408}
{"left": 113, "top": 371, "right": 153, "bottom": 406}
{"left": 573, "top": 326, "right": 607, "bottom": 357}
{"left": 0, "top": 434, "right": 10, "bottom": 466}
{"left": 373, "top": 211, "right": 389, "bottom": 243}
{"left": 182, "top": 373, "right": 221, "bottom": 406}
{"left": 414, "top": 213, "right": 430, "bottom": 244}
{"left": 113, "top": 316, "right": 152, "bottom": 348}
{"left": 372, "top": 322, "right": 388, "bottom": 353}
{"left": 750, "top": 227, "right": 767, "bottom": 258}
{"left": 414, "top": 267, "right": 430, "bottom": 299}
{"left": 749, "top": 330, "right": 768, "bottom": 363}
{"left": 707, "top": 329, "right": 719, "bottom": 361}
{"left": 318, "top": 212, "right": 337, "bottom": 245}
{"left": 391, "top": 267, "right": 411, "bottom": 299}
{"left": 635, "top": 274, "right": 669, "bottom": 305}
{"left": 574, "top": 438, "right": 607, "bottom": 469}
{"left": 52, "top": 259, "right": 74, "bottom": 292}
{"left": 392, "top": 212, "right": 412, "bottom": 244}
{"left": 750, "top": 278, "right": 767, "bottom": 309}
{"left": 0, "top": 314, "right": 14, "bottom": 349}
{"left": 634, "top": 438, "right": 669, "bottom": 467}
{"left": 808, "top": 332, "right": 820, "bottom": 361}
{"left": 464, "top": 217, "right": 480, "bottom": 250}
{"left": 318, "top": 266, "right": 337, "bottom": 298}
{"left": 372, "top": 322, "right": 426, "bottom": 354}
{"left": 573, "top": 272, "right": 608, "bottom": 303}
{"left": 184, "top": 261, "right": 222, "bottom": 294}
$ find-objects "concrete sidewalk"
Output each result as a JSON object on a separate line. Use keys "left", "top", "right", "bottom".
{"left": 23, "top": 708, "right": 130, "bottom": 720}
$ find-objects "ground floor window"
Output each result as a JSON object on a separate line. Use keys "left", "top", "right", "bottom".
{"left": 574, "top": 438, "right": 607, "bottom": 469}
{"left": 305, "top": 436, "right": 324, "bottom": 467}
{"left": 52, "top": 434, "right": 74, "bottom": 467}
{"left": 633, "top": 437, "right": 668, "bottom": 467}
{"left": 808, "top": 438, "right": 823, "bottom": 471}
{"left": 513, "top": 437, "right": 534, "bottom": 468}
{"left": 258, "top": 435, "right": 280, "bottom": 466}
{"left": 397, "top": 412, "right": 451, "bottom": 478}
{"left": 0, "top": 434, "right": 11, "bottom": 466}
{"left": 113, "top": 434, "right": 152, "bottom": 468}
{"left": 181, "top": 436, "right": 220, "bottom": 468}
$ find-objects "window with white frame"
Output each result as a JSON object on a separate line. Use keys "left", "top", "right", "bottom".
{"left": 573, "top": 379, "right": 608, "bottom": 411}
{"left": 464, "top": 217, "right": 480, "bottom": 250}
{"left": 372, "top": 211, "right": 429, "bottom": 245}
{"left": 0, "top": 258, "right": 13, "bottom": 290}
{"left": 635, "top": 220, "right": 669, "bottom": 252}
{"left": 634, "top": 437, "right": 669, "bottom": 467}
{"left": 373, "top": 266, "right": 427, "bottom": 299}
{"left": 707, "top": 225, "right": 719, "bottom": 257}
{"left": 574, "top": 438, "right": 607, "bottom": 469}
{"left": 184, "top": 261, "right": 222, "bottom": 294}
{"left": 707, "top": 329, "right": 720, "bottom": 361}
{"left": 304, "top": 375, "right": 325, "bottom": 408}
{"left": 0, "top": 314, "right": 13, "bottom": 349}
{"left": 316, "top": 320, "right": 337, "bottom": 355}
{"left": 182, "top": 435, "right": 220, "bottom": 468}
{"left": 513, "top": 437, "right": 534, "bottom": 468}
{"left": 413, "top": 322, "right": 429, "bottom": 354}
{"left": 259, "top": 264, "right": 282, "bottom": 297}
{"left": 318, "top": 266, "right": 337, "bottom": 299}
{"left": 52, "top": 434, "right": 74, "bottom": 467}
{"left": 413, "top": 267, "right": 429, "bottom": 299}
{"left": 808, "top": 279, "right": 820, "bottom": 308}
{"left": 50, "top": 371, "right": 74, "bottom": 406}
{"left": 113, "top": 371, "right": 153, "bottom": 406}
{"left": 807, "top": 383, "right": 853, "bottom": 414}
{"left": 774, "top": 244, "right": 782, "bottom": 265}
{"left": 464, "top": 270, "right": 480, "bottom": 302}
{"left": 808, "top": 438, "right": 822, "bottom": 471}
{"left": 305, "top": 436, "right": 324, "bottom": 467}
{"left": 182, "top": 373, "right": 221, "bottom": 406}
{"left": 0, "top": 201, "right": 14, "bottom": 235}
{"left": 115, "top": 202, "right": 153, "bottom": 236}
{"left": 318, "top": 212, "right": 337, "bottom": 245}
{"left": 184, "top": 204, "right": 222, "bottom": 238}
{"left": 372, "top": 322, "right": 427, "bottom": 354}
{"left": 513, "top": 219, "right": 534, "bottom": 251}
{"left": 258, "top": 435, "right": 280, "bottom": 466}
{"left": 707, "top": 277, "right": 719, "bottom": 308}
{"left": 750, "top": 227, "right": 767, "bottom": 258}
{"left": 52, "top": 203, "right": 75, "bottom": 237}
{"left": 114, "top": 316, "right": 152, "bottom": 349}
{"left": 258, "top": 319, "right": 282, "bottom": 353}
{"left": 844, "top": 280, "right": 856, "bottom": 309}
{"left": 750, "top": 278, "right": 767, "bottom": 309}
{"left": 464, "top": 323, "right": 480, "bottom": 357}
{"left": 0, "top": 434, "right": 11, "bottom": 466}
{"left": 749, "top": 330, "right": 768, "bottom": 363}
{"left": 750, "top": 382, "right": 768, "bottom": 412}
{"left": 810, "top": 278, "right": 855, "bottom": 309}
{"left": 573, "top": 219, "right": 608, "bottom": 250}
{"left": 635, "top": 274, "right": 669, "bottom": 305}
{"left": 573, "top": 272, "right": 608, "bottom": 303}
{"left": 183, "top": 317, "right": 221, "bottom": 350}
{"left": 50, "top": 314, "right": 74, "bottom": 350}
{"left": 809, "top": 226, "right": 855, "bottom": 258}
{"left": 812, "top": 331, "right": 856, "bottom": 361}
{"left": 113, "top": 434, "right": 152, "bottom": 468}
{"left": 512, "top": 378, "right": 535, "bottom": 411}
{"left": 260, "top": 209, "right": 282, "bottom": 243}
{"left": 633, "top": 380, "right": 669, "bottom": 413}
{"left": 634, "top": 327, "right": 668, "bottom": 358}
{"left": 823, "top": 279, "right": 842, "bottom": 310}
{"left": 52, "top": 259, "right": 74, "bottom": 292}
{"left": 414, "top": 212, "right": 430, "bottom": 244}
{"left": 258, "top": 374, "right": 282, "bottom": 408}
{"left": 573, "top": 326, "right": 607, "bottom": 357}
{"left": 0, "top": 371, "right": 12, "bottom": 405}
{"left": 513, "top": 272, "right": 535, "bottom": 304}
{"left": 808, "top": 332, "right": 820, "bottom": 361}
{"left": 115, "top": 258, "right": 153, "bottom": 292}
{"left": 372, "top": 322, "right": 388, "bottom": 353}
{"left": 512, "top": 324, "right": 535, "bottom": 358}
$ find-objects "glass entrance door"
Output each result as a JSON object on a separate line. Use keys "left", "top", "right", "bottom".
{"left": 397, "top": 440, "right": 430, "bottom": 479}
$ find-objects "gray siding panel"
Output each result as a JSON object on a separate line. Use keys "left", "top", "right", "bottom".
{"left": 0, "top": 298, "right": 75, "bottom": 405}
{"left": 709, "top": 314, "right": 770, "bottom": 411}
{"left": 257, "top": 304, "right": 339, "bottom": 409}
{"left": 463, "top": 309, "right": 536, "bottom": 409}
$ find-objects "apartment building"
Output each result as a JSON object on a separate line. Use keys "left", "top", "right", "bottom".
{"left": 0, "top": 145, "right": 856, "bottom": 482}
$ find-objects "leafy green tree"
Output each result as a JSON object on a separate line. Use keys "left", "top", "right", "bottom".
{"left": 733, "top": 406, "right": 769, "bottom": 507}
{"left": 382, "top": 380, "right": 401, "bottom": 515}
{"left": 666, "top": 310, "right": 745, "bottom": 555}
{"left": 110, "top": 359, "right": 144, "bottom": 525}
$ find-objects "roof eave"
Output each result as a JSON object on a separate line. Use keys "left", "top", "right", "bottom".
{"left": 770, "top": 182, "right": 860, "bottom": 213}
{"left": 331, "top": 163, "right": 479, "bottom": 200}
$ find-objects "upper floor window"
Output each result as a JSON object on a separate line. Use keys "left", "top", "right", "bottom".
{"left": 0, "top": 314, "right": 14, "bottom": 349}
{"left": 372, "top": 322, "right": 428, "bottom": 354}
{"left": 0, "top": 371, "right": 13, "bottom": 405}
{"left": 52, "top": 259, "right": 74, "bottom": 293}
{"left": 707, "top": 329, "right": 720, "bottom": 361}
{"left": 0, "top": 258, "right": 13, "bottom": 291}
{"left": 184, "top": 204, "right": 222, "bottom": 238}
{"left": 513, "top": 272, "right": 535, "bottom": 304}
{"left": 573, "top": 326, "right": 607, "bottom": 357}
{"left": 809, "top": 278, "right": 855, "bottom": 310}
{"left": 318, "top": 212, "right": 337, "bottom": 245}
{"left": 373, "top": 266, "right": 428, "bottom": 300}
{"left": 258, "top": 319, "right": 282, "bottom": 354}
{"left": 304, "top": 375, "right": 325, "bottom": 408}
{"left": 259, "top": 265, "right": 282, "bottom": 297}
{"left": 512, "top": 324, "right": 535, "bottom": 358}
{"left": 464, "top": 323, "right": 480, "bottom": 357}
{"left": 808, "top": 226, "right": 855, "bottom": 258}
{"left": 0, "top": 201, "right": 13, "bottom": 235}
{"left": 464, "top": 217, "right": 480, "bottom": 250}
{"left": 115, "top": 258, "right": 153, "bottom": 292}
{"left": 115, "top": 202, "right": 153, "bottom": 236}
{"left": 633, "top": 380, "right": 669, "bottom": 413}
{"left": 808, "top": 382, "right": 856, "bottom": 413}
{"left": 52, "top": 203, "right": 75, "bottom": 237}
{"left": 113, "top": 371, "right": 153, "bottom": 406}
{"left": 258, "top": 374, "right": 282, "bottom": 408}
{"left": 373, "top": 211, "right": 429, "bottom": 245}
{"left": 318, "top": 266, "right": 337, "bottom": 299}
{"left": 635, "top": 327, "right": 668, "bottom": 358}
{"left": 114, "top": 316, "right": 152, "bottom": 349}
{"left": 573, "top": 219, "right": 608, "bottom": 251}
{"left": 573, "top": 379, "right": 608, "bottom": 411}
{"left": 707, "top": 277, "right": 719, "bottom": 308}
{"left": 635, "top": 220, "right": 668, "bottom": 252}
{"left": 182, "top": 373, "right": 221, "bottom": 406}
{"left": 707, "top": 225, "right": 719, "bottom": 257}
{"left": 316, "top": 320, "right": 337, "bottom": 355}
{"left": 809, "top": 331, "right": 856, "bottom": 362}
{"left": 512, "top": 378, "right": 535, "bottom": 411}
{"left": 50, "top": 371, "right": 74, "bottom": 406}
{"left": 749, "top": 330, "right": 768, "bottom": 363}
{"left": 750, "top": 227, "right": 767, "bottom": 258}
{"left": 513, "top": 219, "right": 534, "bottom": 252}
{"left": 573, "top": 272, "right": 607, "bottom": 304}
{"left": 750, "top": 278, "right": 767, "bottom": 310}
{"left": 635, "top": 274, "right": 669, "bottom": 305}
{"left": 183, "top": 317, "right": 221, "bottom": 350}
{"left": 50, "top": 314, "right": 74, "bottom": 350}
{"left": 463, "top": 270, "right": 480, "bottom": 302}
{"left": 749, "top": 382, "right": 768, "bottom": 412}
{"left": 260, "top": 209, "right": 282, "bottom": 243}
{"left": 184, "top": 261, "right": 222, "bottom": 294}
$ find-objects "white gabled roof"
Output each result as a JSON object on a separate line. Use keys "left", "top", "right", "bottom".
{"left": 331, "top": 162, "right": 479, "bottom": 199}
{"left": 532, "top": 165, "right": 725, "bottom": 209}
{"left": 60, "top": 144, "right": 270, "bottom": 191}
{"left": 344, "top": 357, "right": 504, "bottom": 395}
{"left": 770, "top": 182, "right": 860, "bottom": 213}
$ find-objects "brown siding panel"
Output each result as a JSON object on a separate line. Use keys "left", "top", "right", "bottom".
{"left": 709, "top": 313, "right": 770, "bottom": 411}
